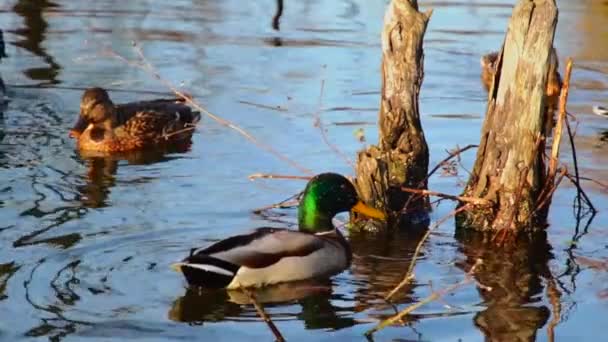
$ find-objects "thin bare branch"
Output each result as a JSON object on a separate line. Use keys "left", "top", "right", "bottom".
{"left": 400, "top": 187, "right": 491, "bottom": 206}
{"left": 400, "top": 144, "right": 478, "bottom": 213}
{"left": 313, "top": 80, "right": 354, "bottom": 168}
{"left": 241, "top": 287, "right": 286, "bottom": 342}
{"left": 105, "top": 42, "right": 314, "bottom": 176}
{"left": 369, "top": 258, "right": 485, "bottom": 337}
{"left": 548, "top": 58, "right": 573, "bottom": 179}
{"left": 385, "top": 204, "right": 472, "bottom": 301}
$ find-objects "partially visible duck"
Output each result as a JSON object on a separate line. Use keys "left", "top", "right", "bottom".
{"left": 480, "top": 48, "right": 562, "bottom": 112}
{"left": 593, "top": 105, "right": 608, "bottom": 118}
{"left": 171, "top": 173, "right": 386, "bottom": 289}
{"left": 69, "top": 87, "right": 200, "bottom": 152}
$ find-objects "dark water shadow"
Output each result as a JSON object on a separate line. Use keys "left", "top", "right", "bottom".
{"left": 0, "top": 262, "right": 20, "bottom": 301}
{"left": 11, "top": 0, "right": 62, "bottom": 84}
{"left": 455, "top": 229, "right": 553, "bottom": 342}
{"left": 272, "top": 0, "right": 284, "bottom": 31}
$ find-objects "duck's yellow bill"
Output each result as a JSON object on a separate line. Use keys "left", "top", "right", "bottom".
{"left": 352, "top": 201, "right": 386, "bottom": 220}
{"left": 171, "top": 263, "right": 184, "bottom": 273}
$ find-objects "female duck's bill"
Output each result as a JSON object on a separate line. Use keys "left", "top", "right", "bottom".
{"left": 171, "top": 173, "right": 386, "bottom": 290}
{"left": 69, "top": 116, "right": 89, "bottom": 138}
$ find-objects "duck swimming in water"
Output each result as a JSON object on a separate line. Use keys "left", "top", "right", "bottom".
{"left": 69, "top": 87, "right": 200, "bottom": 152}
{"left": 171, "top": 173, "right": 386, "bottom": 289}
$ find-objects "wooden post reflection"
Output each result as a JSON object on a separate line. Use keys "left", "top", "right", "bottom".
{"left": 456, "top": 230, "right": 552, "bottom": 342}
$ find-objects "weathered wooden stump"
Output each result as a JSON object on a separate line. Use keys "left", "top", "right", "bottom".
{"left": 457, "top": 0, "right": 558, "bottom": 233}
{"left": 355, "top": 0, "right": 432, "bottom": 227}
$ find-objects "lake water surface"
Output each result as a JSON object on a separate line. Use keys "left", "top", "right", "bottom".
{"left": 1, "top": 0, "right": 607, "bottom": 341}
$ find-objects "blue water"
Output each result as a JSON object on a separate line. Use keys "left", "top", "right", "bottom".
{"left": 0, "top": 0, "right": 607, "bottom": 340}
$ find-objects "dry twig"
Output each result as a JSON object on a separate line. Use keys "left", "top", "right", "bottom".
{"left": 368, "top": 258, "right": 484, "bottom": 337}
{"left": 313, "top": 80, "right": 354, "bottom": 168}
{"left": 400, "top": 187, "right": 490, "bottom": 206}
{"left": 385, "top": 204, "right": 472, "bottom": 301}
{"left": 548, "top": 58, "right": 573, "bottom": 179}
{"left": 241, "top": 287, "right": 286, "bottom": 342}
{"left": 105, "top": 42, "right": 314, "bottom": 176}
{"left": 399, "top": 145, "right": 477, "bottom": 214}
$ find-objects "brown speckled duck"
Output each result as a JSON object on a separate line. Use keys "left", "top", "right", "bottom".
{"left": 69, "top": 87, "right": 200, "bottom": 152}
{"left": 480, "top": 48, "right": 562, "bottom": 112}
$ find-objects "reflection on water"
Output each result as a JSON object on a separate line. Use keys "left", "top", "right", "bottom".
{"left": 169, "top": 279, "right": 353, "bottom": 330}
{"left": 0, "top": 0, "right": 607, "bottom": 341}
{"left": 76, "top": 144, "right": 191, "bottom": 208}
{"left": 12, "top": 0, "right": 62, "bottom": 83}
{"left": 456, "top": 230, "right": 553, "bottom": 341}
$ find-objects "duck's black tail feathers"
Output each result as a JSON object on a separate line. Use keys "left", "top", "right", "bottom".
{"left": 174, "top": 255, "right": 239, "bottom": 289}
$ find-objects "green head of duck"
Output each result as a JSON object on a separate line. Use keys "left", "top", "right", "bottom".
{"left": 297, "top": 173, "right": 385, "bottom": 232}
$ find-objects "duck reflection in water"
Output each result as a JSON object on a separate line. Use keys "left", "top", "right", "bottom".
{"left": 168, "top": 278, "right": 357, "bottom": 330}
{"left": 169, "top": 228, "right": 430, "bottom": 330}
{"left": 76, "top": 142, "right": 194, "bottom": 208}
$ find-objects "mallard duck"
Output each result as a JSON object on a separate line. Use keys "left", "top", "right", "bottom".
{"left": 69, "top": 87, "right": 200, "bottom": 152}
{"left": 171, "top": 173, "right": 385, "bottom": 289}
{"left": 480, "top": 48, "right": 562, "bottom": 112}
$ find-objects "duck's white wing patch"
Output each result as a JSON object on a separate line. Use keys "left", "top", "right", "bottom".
{"left": 178, "top": 262, "right": 235, "bottom": 276}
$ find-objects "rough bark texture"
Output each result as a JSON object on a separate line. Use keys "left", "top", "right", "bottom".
{"left": 355, "top": 0, "right": 431, "bottom": 226}
{"left": 457, "top": 0, "right": 558, "bottom": 233}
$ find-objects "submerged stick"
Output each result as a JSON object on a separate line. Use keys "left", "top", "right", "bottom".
{"left": 369, "top": 259, "right": 483, "bottom": 337}
{"left": 385, "top": 204, "right": 472, "bottom": 301}
{"left": 242, "top": 287, "right": 286, "bottom": 342}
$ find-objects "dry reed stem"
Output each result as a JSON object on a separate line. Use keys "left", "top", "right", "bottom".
{"left": 400, "top": 187, "right": 491, "bottom": 206}
{"left": 548, "top": 59, "right": 573, "bottom": 179}
{"left": 368, "top": 258, "right": 484, "bottom": 337}
{"left": 252, "top": 199, "right": 300, "bottom": 214}
{"left": 385, "top": 204, "right": 472, "bottom": 301}
{"left": 241, "top": 287, "right": 286, "bottom": 342}
{"left": 238, "top": 100, "right": 288, "bottom": 112}
{"left": 106, "top": 42, "right": 314, "bottom": 176}
{"left": 313, "top": 80, "right": 355, "bottom": 168}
